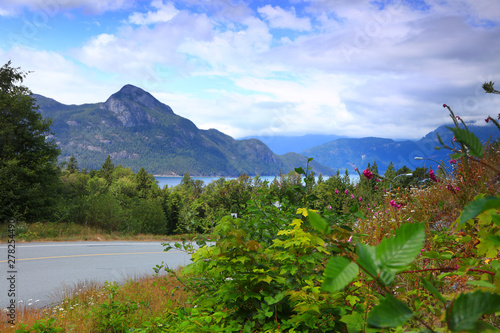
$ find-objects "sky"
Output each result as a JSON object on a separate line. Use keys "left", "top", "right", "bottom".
{"left": 1, "top": 0, "right": 499, "bottom": 140}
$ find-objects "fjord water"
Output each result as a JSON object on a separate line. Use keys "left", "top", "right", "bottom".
{"left": 155, "top": 175, "right": 360, "bottom": 188}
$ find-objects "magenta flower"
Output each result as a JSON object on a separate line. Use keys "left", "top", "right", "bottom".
{"left": 348, "top": 236, "right": 352, "bottom": 243}
{"left": 443, "top": 104, "right": 447, "bottom": 108}
{"left": 335, "top": 189, "right": 339, "bottom": 194}
{"left": 345, "top": 190, "right": 349, "bottom": 195}
{"left": 354, "top": 167, "right": 358, "bottom": 172}
{"left": 456, "top": 116, "right": 461, "bottom": 120}
{"left": 328, "top": 205, "right": 332, "bottom": 209}
{"left": 351, "top": 194, "right": 355, "bottom": 199}
{"left": 363, "top": 168, "right": 373, "bottom": 180}
{"left": 358, "top": 197, "right": 362, "bottom": 202}
{"left": 453, "top": 137, "right": 457, "bottom": 142}
{"left": 450, "top": 159, "right": 456, "bottom": 164}
{"left": 485, "top": 117, "right": 490, "bottom": 123}
{"left": 376, "top": 178, "right": 380, "bottom": 182}
{"left": 429, "top": 169, "right": 438, "bottom": 182}
{"left": 454, "top": 186, "right": 459, "bottom": 191}
{"left": 390, "top": 199, "right": 397, "bottom": 207}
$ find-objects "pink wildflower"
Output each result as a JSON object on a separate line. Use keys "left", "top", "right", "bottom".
{"left": 358, "top": 197, "right": 362, "bottom": 202}
{"left": 429, "top": 169, "right": 438, "bottom": 182}
{"left": 390, "top": 199, "right": 397, "bottom": 207}
{"left": 376, "top": 178, "right": 380, "bottom": 182}
{"left": 450, "top": 159, "right": 456, "bottom": 164}
{"left": 348, "top": 236, "right": 352, "bottom": 243}
{"left": 354, "top": 167, "right": 358, "bottom": 172}
{"left": 443, "top": 104, "right": 447, "bottom": 108}
{"left": 454, "top": 186, "right": 459, "bottom": 191}
{"left": 485, "top": 117, "right": 490, "bottom": 123}
{"left": 456, "top": 116, "right": 461, "bottom": 120}
{"left": 335, "top": 189, "right": 339, "bottom": 194}
{"left": 453, "top": 137, "right": 457, "bottom": 142}
{"left": 345, "top": 190, "right": 348, "bottom": 195}
{"left": 328, "top": 205, "right": 332, "bottom": 210}
{"left": 351, "top": 194, "right": 355, "bottom": 199}
{"left": 363, "top": 168, "right": 373, "bottom": 180}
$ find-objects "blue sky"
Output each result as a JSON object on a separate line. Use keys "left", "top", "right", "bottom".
{"left": 1, "top": 0, "right": 499, "bottom": 139}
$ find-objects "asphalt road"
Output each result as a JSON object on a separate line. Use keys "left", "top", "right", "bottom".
{"left": 0, "top": 241, "right": 192, "bottom": 309}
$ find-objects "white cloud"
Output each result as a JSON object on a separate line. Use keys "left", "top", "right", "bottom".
{"left": 1, "top": 0, "right": 499, "bottom": 141}
{"left": 258, "top": 5, "right": 311, "bottom": 31}
{"left": 128, "top": 1, "right": 179, "bottom": 25}
{"left": 0, "top": 0, "right": 134, "bottom": 16}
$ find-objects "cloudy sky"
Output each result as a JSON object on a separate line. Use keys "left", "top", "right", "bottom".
{"left": 1, "top": 0, "right": 499, "bottom": 140}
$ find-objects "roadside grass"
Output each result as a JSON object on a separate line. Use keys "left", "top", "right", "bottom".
{"left": 1, "top": 269, "right": 189, "bottom": 333}
{"left": 0, "top": 222, "right": 193, "bottom": 243}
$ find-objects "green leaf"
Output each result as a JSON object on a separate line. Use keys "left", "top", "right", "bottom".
{"left": 323, "top": 256, "right": 359, "bottom": 292}
{"left": 459, "top": 196, "right": 500, "bottom": 225}
{"left": 356, "top": 242, "right": 379, "bottom": 278}
{"left": 340, "top": 312, "right": 364, "bottom": 333}
{"left": 308, "top": 210, "right": 328, "bottom": 233}
{"left": 448, "top": 127, "right": 484, "bottom": 158}
{"left": 294, "top": 167, "right": 305, "bottom": 175}
{"left": 377, "top": 223, "right": 425, "bottom": 273}
{"left": 367, "top": 295, "right": 413, "bottom": 328}
{"left": 450, "top": 152, "right": 466, "bottom": 160}
{"left": 465, "top": 280, "right": 496, "bottom": 289}
{"left": 447, "top": 290, "right": 500, "bottom": 331}
{"left": 421, "top": 278, "right": 447, "bottom": 305}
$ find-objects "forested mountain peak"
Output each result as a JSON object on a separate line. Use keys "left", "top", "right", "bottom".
{"left": 99, "top": 84, "right": 174, "bottom": 127}
{"left": 34, "top": 86, "right": 334, "bottom": 176}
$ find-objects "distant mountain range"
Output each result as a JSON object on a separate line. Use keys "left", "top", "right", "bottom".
{"left": 35, "top": 85, "right": 334, "bottom": 176}
{"left": 238, "top": 134, "right": 347, "bottom": 155}
{"left": 35, "top": 84, "right": 499, "bottom": 177}
{"left": 246, "top": 124, "right": 498, "bottom": 174}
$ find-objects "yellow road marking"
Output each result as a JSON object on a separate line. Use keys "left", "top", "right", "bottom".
{"left": 0, "top": 251, "right": 181, "bottom": 263}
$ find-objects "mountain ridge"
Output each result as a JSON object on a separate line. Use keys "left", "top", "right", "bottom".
{"left": 34, "top": 85, "right": 335, "bottom": 176}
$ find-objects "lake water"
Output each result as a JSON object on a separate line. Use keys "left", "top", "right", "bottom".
{"left": 155, "top": 175, "right": 360, "bottom": 189}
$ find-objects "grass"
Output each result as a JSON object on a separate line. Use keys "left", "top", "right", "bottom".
{"left": 0, "top": 221, "right": 192, "bottom": 243}
{"left": 0, "top": 270, "right": 189, "bottom": 333}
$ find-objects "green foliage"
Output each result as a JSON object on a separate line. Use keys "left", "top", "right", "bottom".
{"left": 15, "top": 318, "right": 64, "bottom": 333}
{"left": 0, "top": 61, "right": 60, "bottom": 222}
{"left": 90, "top": 282, "right": 139, "bottom": 333}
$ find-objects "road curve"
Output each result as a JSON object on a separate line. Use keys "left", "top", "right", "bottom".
{"left": 0, "top": 241, "right": 192, "bottom": 309}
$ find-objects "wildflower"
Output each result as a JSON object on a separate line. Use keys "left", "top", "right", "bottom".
{"left": 358, "top": 197, "right": 362, "bottom": 202}
{"left": 354, "top": 167, "right": 358, "bottom": 172}
{"left": 456, "top": 116, "right": 461, "bottom": 120}
{"left": 363, "top": 168, "right": 373, "bottom": 179}
{"left": 345, "top": 189, "right": 349, "bottom": 195}
{"left": 335, "top": 189, "right": 339, "bottom": 194}
{"left": 376, "top": 178, "right": 380, "bottom": 182}
{"left": 485, "top": 117, "right": 490, "bottom": 123}
{"left": 443, "top": 103, "right": 447, "bottom": 108}
{"left": 351, "top": 194, "right": 355, "bottom": 199}
{"left": 450, "top": 159, "right": 456, "bottom": 164}
{"left": 429, "top": 169, "right": 438, "bottom": 182}
{"left": 453, "top": 137, "right": 457, "bottom": 142}
{"left": 390, "top": 199, "right": 397, "bottom": 207}
{"left": 348, "top": 236, "right": 352, "bottom": 243}
{"left": 328, "top": 205, "right": 332, "bottom": 210}
{"left": 454, "top": 186, "right": 459, "bottom": 191}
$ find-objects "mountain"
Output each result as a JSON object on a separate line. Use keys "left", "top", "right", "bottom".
{"left": 238, "top": 134, "right": 346, "bottom": 155}
{"left": 34, "top": 85, "right": 335, "bottom": 176}
{"left": 301, "top": 124, "right": 499, "bottom": 173}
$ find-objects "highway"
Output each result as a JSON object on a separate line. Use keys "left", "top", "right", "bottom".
{"left": 0, "top": 241, "right": 192, "bottom": 309}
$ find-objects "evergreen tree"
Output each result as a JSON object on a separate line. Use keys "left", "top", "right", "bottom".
{"left": 100, "top": 155, "right": 115, "bottom": 184}
{"left": 66, "top": 154, "right": 79, "bottom": 174}
{"left": 0, "top": 61, "right": 60, "bottom": 221}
